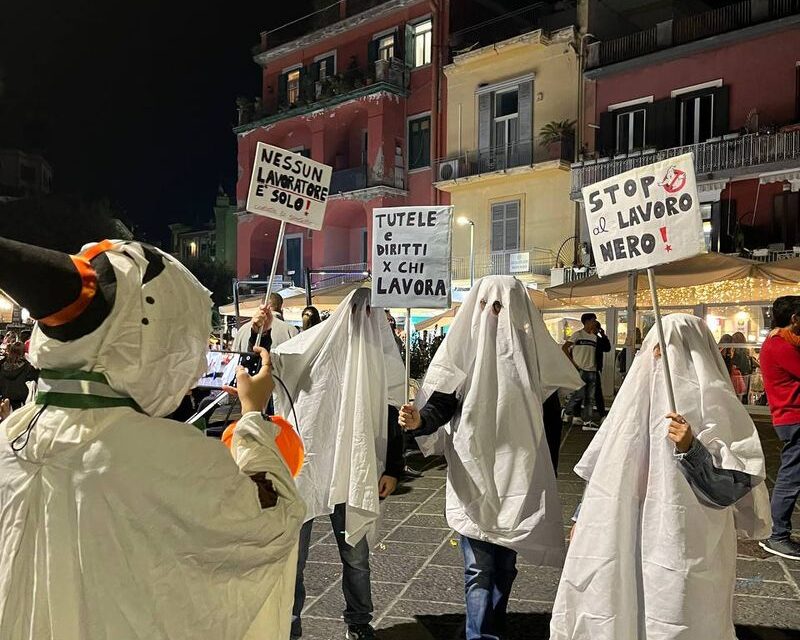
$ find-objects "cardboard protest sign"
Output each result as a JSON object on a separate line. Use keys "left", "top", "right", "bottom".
{"left": 583, "top": 153, "right": 704, "bottom": 277}
{"left": 372, "top": 206, "right": 453, "bottom": 309}
{"left": 246, "top": 143, "right": 333, "bottom": 230}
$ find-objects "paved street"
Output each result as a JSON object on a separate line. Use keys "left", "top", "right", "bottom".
{"left": 297, "top": 421, "right": 800, "bottom": 639}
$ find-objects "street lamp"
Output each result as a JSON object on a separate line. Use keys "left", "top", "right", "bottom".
{"left": 457, "top": 216, "right": 475, "bottom": 287}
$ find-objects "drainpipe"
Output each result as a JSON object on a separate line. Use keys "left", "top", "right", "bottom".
{"left": 430, "top": 0, "right": 443, "bottom": 206}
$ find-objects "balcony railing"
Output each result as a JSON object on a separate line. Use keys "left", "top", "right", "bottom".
{"left": 571, "top": 129, "right": 800, "bottom": 197}
{"left": 257, "top": 0, "right": 393, "bottom": 52}
{"left": 588, "top": 0, "right": 800, "bottom": 69}
{"left": 435, "top": 138, "right": 573, "bottom": 182}
{"left": 451, "top": 247, "right": 556, "bottom": 281}
{"left": 329, "top": 165, "right": 405, "bottom": 195}
{"left": 236, "top": 59, "right": 407, "bottom": 129}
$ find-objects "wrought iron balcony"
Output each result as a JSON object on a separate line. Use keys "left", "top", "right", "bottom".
{"left": 588, "top": 0, "right": 800, "bottom": 70}
{"left": 328, "top": 165, "right": 406, "bottom": 195}
{"left": 435, "top": 138, "right": 573, "bottom": 183}
{"left": 570, "top": 129, "right": 800, "bottom": 198}
{"left": 451, "top": 247, "right": 556, "bottom": 281}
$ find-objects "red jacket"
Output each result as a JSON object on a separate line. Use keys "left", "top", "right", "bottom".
{"left": 759, "top": 333, "right": 800, "bottom": 428}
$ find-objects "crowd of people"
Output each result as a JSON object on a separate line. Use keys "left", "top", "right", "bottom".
{"left": 0, "top": 235, "right": 797, "bottom": 640}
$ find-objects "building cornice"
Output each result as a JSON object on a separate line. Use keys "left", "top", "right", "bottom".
{"left": 328, "top": 185, "right": 408, "bottom": 201}
{"left": 254, "top": 0, "right": 426, "bottom": 67}
{"left": 445, "top": 25, "right": 576, "bottom": 73}
{"left": 435, "top": 159, "right": 570, "bottom": 192}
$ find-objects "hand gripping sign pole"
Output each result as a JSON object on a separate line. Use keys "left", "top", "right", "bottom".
{"left": 255, "top": 220, "right": 286, "bottom": 347}
{"left": 405, "top": 307, "right": 412, "bottom": 405}
{"left": 582, "top": 152, "right": 703, "bottom": 410}
{"left": 646, "top": 267, "right": 677, "bottom": 412}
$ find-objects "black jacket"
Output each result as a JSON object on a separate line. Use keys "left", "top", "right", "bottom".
{"left": 0, "top": 359, "right": 38, "bottom": 409}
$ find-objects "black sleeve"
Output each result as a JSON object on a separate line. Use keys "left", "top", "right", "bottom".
{"left": 676, "top": 439, "right": 755, "bottom": 508}
{"left": 415, "top": 391, "right": 459, "bottom": 437}
{"left": 384, "top": 405, "right": 405, "bottom": 479}
{"left": 248, "top": 328, "right": 273, "bottom": 352}
{"left": 597, "top": 334, "right": 611, "bottom": 353}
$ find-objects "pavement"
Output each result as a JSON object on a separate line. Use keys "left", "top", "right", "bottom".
{"left": 295, "top": 420, "right": 800, "bottom": 640}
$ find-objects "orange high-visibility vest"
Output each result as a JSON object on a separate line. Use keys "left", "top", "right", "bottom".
{"left": 222, "top": 415, "right": 304, "bottom": 478}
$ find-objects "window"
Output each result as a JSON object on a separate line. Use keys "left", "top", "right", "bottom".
{"left": 616, "top": 108, "right": 646, "bottom": 152}
{"left": 286, "top": 68, "right": 301, "bottom": 105}
{"left": 680, "top": 93, "right": 714, "bottom": 145}
{"left": 316, "top": 54, "right": 335, "bottom": 81}
{"left": 408, "top": 115, "right": 431, "bottom": 170}
{"left": 701, "top": 203, "right": 713, "bottom": 252}
{"left": 411, "top": 20, "right": 432, "bottom": 67}
{"left": 491, "top": 201, "right": 520, "bottom": 253}
{"left": 494, "top": 88, "right": 519, "bottom": 165}
{"left": 377, "top": 34, "right": 395, "bottom": 61}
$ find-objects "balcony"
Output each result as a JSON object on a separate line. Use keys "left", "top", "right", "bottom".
{"left": 329, "top": 165, "right": 406, "bottom": 195}
{"left": 570, "top": 129, "right": 800, "bottom": 198}
{"left": 451, "top": 247, "right": 557, "bottom": 281}
{"left": 235, "top": 59, "right": 407, "bottom": 132}
{"left": 435, "top": 138, "right": 573, "bottom": 183}
{"left": 256, "top": 0, "right": 395, "bottom": 53}
{"left": 588, "top": 0, "right": 800, "bottom": 70}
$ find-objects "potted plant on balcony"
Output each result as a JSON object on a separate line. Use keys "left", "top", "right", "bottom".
{"left": 539, "top": 120, "right": 576, "bottom": 161}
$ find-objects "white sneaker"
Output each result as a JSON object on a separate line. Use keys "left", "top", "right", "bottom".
{"left": 582, "top": 422, "right": 600, "bottom": 431}
{"left": 573, "top": 416, "right": 584, "bottom": 426}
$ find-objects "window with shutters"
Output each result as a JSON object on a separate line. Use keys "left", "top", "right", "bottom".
{"left": 377, "top": 34, "right": 395, "bottom": 61}
{"left": 411, "top": 19, "right": 432, "bottom": 67}
{"left": 491, "top": 201, "right": 520, "bottom": 253}
{"left": 285, "top": 68, "right": 301, "bottom": 105}
{"left": 315, "top": 53, "right": 336, "bottom": 81}
{"left": 616, "top": 108, "right": 646, "bottom": 152}
{"left": 679, "top": 93, "right": 714, "bottom": 145}
{"left": 408, "top": 115, "right": 431, "bottom": 170}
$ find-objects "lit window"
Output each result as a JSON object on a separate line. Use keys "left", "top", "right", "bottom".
{"left": 412, "top": 20, "right": 432, "bottom": 67}
{"left": 378, "top": 34, "right": 395, "bottom": 61}
{"left": 317, "top": 55, "right": 335, "bottom": 81}
{"left": 287, "top": 69, "right": 301, "bottom": 105}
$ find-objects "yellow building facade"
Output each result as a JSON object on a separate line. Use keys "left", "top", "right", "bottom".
{"left": 435, "top": 27, "right": 580, "bottom": 286}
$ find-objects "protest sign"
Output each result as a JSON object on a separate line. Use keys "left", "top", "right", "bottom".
{"left": 246, "top": 143, "right": 333, "bottom": 230}
{"left": 372, "top": 206, "right": 453, "bottom": 309}
{"left": 583, "top": 153, "right": 704, "bottom": 278}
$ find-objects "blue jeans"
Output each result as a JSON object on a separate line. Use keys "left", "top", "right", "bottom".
{"left": 291, "top": 503, "right": 373, "bottom": 637}
{"left": 461, "top": 535, "right": 518, "bottom": 640}
{"left": 565, "top": 369, "right": 596, "bottom": 423}
{"left": 771, "top": 423, "right": 800, "bottom": 540}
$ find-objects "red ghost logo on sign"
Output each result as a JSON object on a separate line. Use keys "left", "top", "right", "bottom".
{"left": 660, "top": 166, "right": 687, "bottom": 193}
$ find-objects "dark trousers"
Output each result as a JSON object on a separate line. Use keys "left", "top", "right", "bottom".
{"left": 594, "top": 372, "right": 606, "bottom": 415}
{"left": 771, "top": 423, "right": 800, "bottom": 540}
{"left": 292, "top": 504, "right": 373, "bottom": 637}
{"left": 565, "top": 369, "right": 597, "bottom": 422}
{"left": 461, "top": 535, "right": 518, "bottom": 640}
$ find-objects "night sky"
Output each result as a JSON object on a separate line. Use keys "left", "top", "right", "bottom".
{"left": 0, "top": 1, "right": 304, "bottom": 244}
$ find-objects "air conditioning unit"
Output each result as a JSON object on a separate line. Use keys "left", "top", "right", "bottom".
{"left": 438, "top": 159, "right": 462, "bottom": 181}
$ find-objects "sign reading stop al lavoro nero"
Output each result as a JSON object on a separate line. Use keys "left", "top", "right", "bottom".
{"left": 246, "top": 143, "right": 333, "bottom": 230}
{"left": 372, "top": 206, "right": 453, "bottom": 309}
{"left": 583, "top": 152, "right": 705, "bottom": 277}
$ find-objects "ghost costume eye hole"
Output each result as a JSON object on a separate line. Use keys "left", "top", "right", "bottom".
{"left": 480, "top": 299, "right": 487, "bottom": 311}
{"left": 366, "top": 305, "right": 371, "bottom": 317}
{"left": 352, "top": 304, "right": 357, "bottom": 315}
{"left": 492, "top": 301, "right": 502, "bottom": 315}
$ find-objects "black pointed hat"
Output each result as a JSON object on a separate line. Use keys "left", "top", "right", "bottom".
{"left": 0, "top": 236, "right": 117, "bottom": 341}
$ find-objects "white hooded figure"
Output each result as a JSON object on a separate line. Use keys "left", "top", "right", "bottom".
{"left": 550, "top": 313, "right": 772, "bottom": 640}
{"left": 271, "top": 287, "right": 405, "bottom": 545}
{"left": 0, "top": 237, "right": 305, "bottom": 640}
{"left": 270, "top": 287, "right": 405, "bottom": 639}
{"left": 400, "top": 276, "right": 583, "bottom": 640}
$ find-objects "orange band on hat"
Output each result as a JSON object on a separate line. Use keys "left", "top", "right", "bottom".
{"left": 222, "top": 416, "right": 305, "bottom": 478}
{"left": 39, "top": 240, "right": 115, "bottom": 327}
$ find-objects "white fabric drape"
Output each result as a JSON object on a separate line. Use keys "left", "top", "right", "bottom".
{"left": 550, "top": 313, "right": 771, "bottom": 640}
{"left": 416, "top": 276, "right": 583, "bottom": 565}
{"left": 271, "top": 288, "right": 405, "bottom": 546}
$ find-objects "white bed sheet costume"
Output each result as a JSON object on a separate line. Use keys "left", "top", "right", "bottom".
{"left": 0, "top": 237, "right": 305, "bottom": 640}
{"left": 415, "top": 276, "right": 583, "bottom": 565}
{"left": 550, "top": 313, "right": 771, "bottom": 640}
{"left": 271, "top": 287, "right": 405, "bottom": 546}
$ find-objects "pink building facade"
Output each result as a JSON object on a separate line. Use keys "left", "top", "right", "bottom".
{"left": 234, "top": 0, "right": 449, "bottom": 283}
